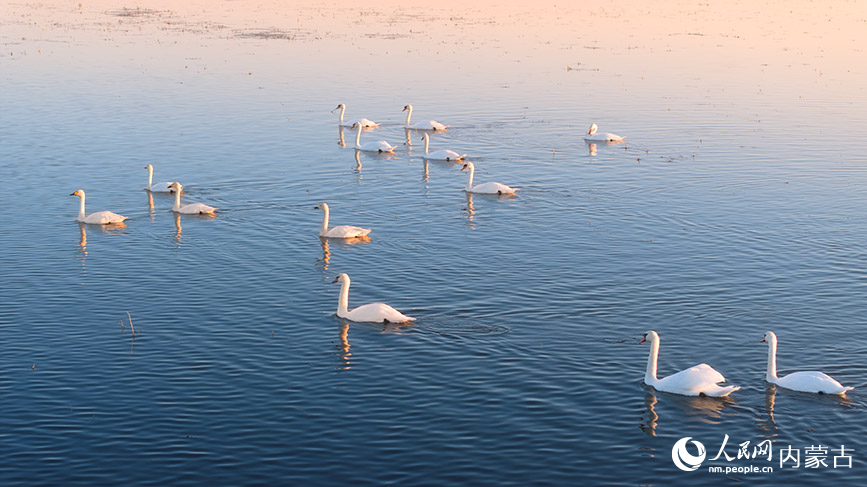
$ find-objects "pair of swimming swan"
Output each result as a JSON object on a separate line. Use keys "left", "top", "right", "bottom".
{"left": 147, "top": 165, "right": 216, "bottom": 214}
{"left": 334, "top": 103, "right": 447, "bottom": 132}
{"left": 640, "top": 330, "right": 852, "bottom": 397}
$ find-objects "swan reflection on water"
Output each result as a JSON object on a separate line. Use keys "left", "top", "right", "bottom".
{"left": 639, "top": 390, "right": 736, "bottom": 437}
{"left": 334, "top": 318, "right": 410, "bottom": 371}
{"left": 318, "top": 236, "right": 371, "bottom": 272}
{"left": 587, "top": 142, "right": 597, "bottom": 156}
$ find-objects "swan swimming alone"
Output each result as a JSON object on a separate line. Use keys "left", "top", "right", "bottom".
{"left": 144, "top": 164, "right": 182, "bottom": 193}
{"left": 332, "top": 273, "right": 415, "bottom": 323}
{"left": 420, "top": 133, "right": 465, "bottom": 161}
{"left": 351, "top": 122, "right": 396, "bottom": 153}
{"left": 333, "top": 103, "right": 378, "bottom": 128}
{"left": 584, "top": 123, "right": 624, "bottom": 143}
{"left": 70, "top": 189, "right": 128, "bottom": 225}
{"left": 639, "top": 330, "right": 740, "bottom": 397}
{"left": 170, "top": 182, "right": 217, "bottom": 214}
{"left": 403, "top": 104, "right": 447, "bottom": 131}
{"left": 461, "top": 162, "right": 517, "bottom": 195}
{"left": 761, "top": 331, "right": 853, "bottom": 395}
{"left": 315, "top": 203, "right": 371, "bottom": 238}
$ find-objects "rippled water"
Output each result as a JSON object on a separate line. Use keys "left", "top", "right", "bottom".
{"left": 2, "top": 1, "right": 866, "bottom": 485}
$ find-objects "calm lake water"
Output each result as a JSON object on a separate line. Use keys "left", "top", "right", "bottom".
{"left": 2, "top": 1, "right": 866, "bottom": 485}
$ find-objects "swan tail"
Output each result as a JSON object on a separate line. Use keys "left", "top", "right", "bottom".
{"left": 709, "top": 385, "right": 740, "bottom": 397}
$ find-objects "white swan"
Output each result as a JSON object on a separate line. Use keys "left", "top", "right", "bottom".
{"left": 420, "top": 134, "right": 465, "bottom": 161}
{"left": 352, "top": 122, "right": 396, "bottom": 153}
{"left": 70, "top": 189, "right": 127, "bottom": 224}
{"left": 761, "top": 331, "right": 853, "bottom": 395}
{"left": 584, "top": 123, "right": 624, "bottom": 142}
{"left": 640, "top": 330, "right": 740, "bottom": 397}
{"left": 333, "top": 103, "right": 378, "bottom": 128}
{"left": 461, "top": 162, "right": 517, "bottom": 195}
{"left": 403, "top": 104, "right": 447, "bottom": 131}
{"left": 170, "top": 182, "right": 217, "bottom": 214}
{"left": 332, "top": 273, "right": 415, "bottom": 323}
{"left": 316, "top": 203, "right": 371, "bottom": 238}
{"left": 144, "top": 164, "right": 182, "bottom": 193}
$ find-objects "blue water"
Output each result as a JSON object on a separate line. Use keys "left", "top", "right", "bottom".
{"left": 1, "top": 2, "right": 866, "bottom": 485}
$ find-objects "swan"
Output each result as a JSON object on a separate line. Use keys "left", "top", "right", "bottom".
{"left": 403, "top": 104, "right": 447, "bottom": 131}
{"left": 420, "top": 133, "right": 465, "bottom": 161}
{"left": 315, "top": 203, "right": 371, "bottom": 238}
{"left": 639, "top": 330, "right": 740, "bottom": 397}
{"left": 332, "top": 273, "right": 415, "bottom": 323}
{"left": 170, "top": 182, "right": 217, "bottom": 214}
{"left": 333, "top": 103, "right": 378, "bottom": 128}
{"left": 761, "top": 331, "right": 853, "bottom": 395}
{"left": 584, "top": 123, "right": 624, "bottom": 142}
{"left": 144, "top": 164, "right": 182, "bottom": 193}
{"left": 351, "top": 122, "right": 396, "bottom": 152}
{"left": 70, "top": 189, "right": 128, "bottom": 224}
{"left": 461, "top": 162, "right": 517, "bottom": 195}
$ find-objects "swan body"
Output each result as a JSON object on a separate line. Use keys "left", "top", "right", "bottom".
{"left": 420, "top": 134, "right": 465, "bottom": 160}
{"left": 584, "top": 123, "right": 624, "bottom": 142}
{"left": 461, "top": 162, "right": 517, "bottom": 195}
{"left": 403, "top": 104, "right": 447, "bottom": 130}
{"left": 333, "top": 104, "right": 378, "bottom": 128}
{"left": 170, "top": 182, "right": 217, "bottom": 214}
{"left": 640, "top": 330, "right": 740, "bottom": 397}
{"left": 761, "top": 331, "right": 853, "bottom": 395}
{"left": 332, "top": 273, "right": 415, "bottom": 323}
{"left": 144, "top": 164, "right": 182, "bottom": 193}
{"left": 352, "top": 123, "right": 396, "bottom": 152}
{"left": 316, "top": 203, "right": 371, "bottom": 238}
{"left": 70, "top": 189, "right": 127, "bottom": 224}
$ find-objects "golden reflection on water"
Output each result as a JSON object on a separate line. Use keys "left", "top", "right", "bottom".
{"left": 640, "top": 389, "right": 737, "bottom": 436}
{"left": 338, "top": 321, "right": 351, "bottom": 370}
{"left": 337, "top": 126, "right": 346, "bottom": 148}
{"left": 147, "top": 191, "right": 155, "bottom": 220}
{"left": 173, "top": 211, "right": 182, "bottom": 244}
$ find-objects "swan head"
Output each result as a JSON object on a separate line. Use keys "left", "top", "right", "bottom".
{"left": 170, "top": 182, "right": 182, "bottom": 191}
{"left": 588, "top": 123, "right": 598, "bottom": 135}
{"left": 638, "top": 330, "right": 659, "bottom": 345}
{"left": 420, "top": 134, "right": 428, "bottom": 141}
{"left": 461, "top": 162, "right": 474, "bottom": 171}
{"left": 315, "top": 202, "right": 329, "bottom": 211}
{"left": 402, "top": 104, "right": 412, "bottom": 112}
{"left": 145, "top": 163, "right": 153, "bottom": 171}
{"left": 332, "top": 103, "right": 345, "bottom": 113}
{"left": 349, "top": 122, "right": 359, "bottom": 129}
{"left": 70, "top": 189, "right": 84, "bottom": 198}
{"left": 760, "top": 331, "right": 777, "bottom": 344}
{"left": 331, "top": 272, "right": 349, "bottom": 284}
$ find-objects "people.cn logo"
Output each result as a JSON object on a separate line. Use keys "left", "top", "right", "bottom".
{"left": 672, "top": 437, "right": 706, "bottom": 471}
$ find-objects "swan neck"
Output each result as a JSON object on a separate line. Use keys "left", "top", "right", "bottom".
{"left": 320, "top": 206, "right": 330, "bottom": 235}
{"left": 355, "top": 124, "right": 362, "bottom": 148}
{"left": 405, "top": 106, "right": 412, "bottom": 126}
{"left": 337, "top": 278, "right": 350, "bottom": 316}
{"left": 424, "top": 136, "right": 429, "bottom": 154}
{"left": 147, "top": 166, "right": 153, "bottom": 188}
{"left": 645, "top": 338, "right": 659, "bottom": 384}
{"left": 78, "top": 193, "right": 86, "bottom": 219}
{"left": 466, "top": 165, "right": 474, "bottom": 190}
{"left": 173, "top": 187, "right": 181, "bottom": 210}
{"left": 339, "top": 105, "right": 346, "bottom": 123}
{"left": 767, "top": 336, "right": 778, "bottom": 381}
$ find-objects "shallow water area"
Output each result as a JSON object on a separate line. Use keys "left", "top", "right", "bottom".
{"left": 1, "top": 0, "right": 866, "bottom": 485}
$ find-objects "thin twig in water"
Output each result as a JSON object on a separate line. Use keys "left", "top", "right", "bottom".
{"left": 127, "top": 311, "right": 135, "bottom": 337}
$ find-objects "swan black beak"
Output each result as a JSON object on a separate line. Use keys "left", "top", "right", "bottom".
{"left": 331, "top": 277, "right": 339, "bottom": 284}
{"left": 314, "top": 205, "right": 321, "bottom": 209}
{"left": 69, "top": 192, "right": 75, "bottom": 196}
